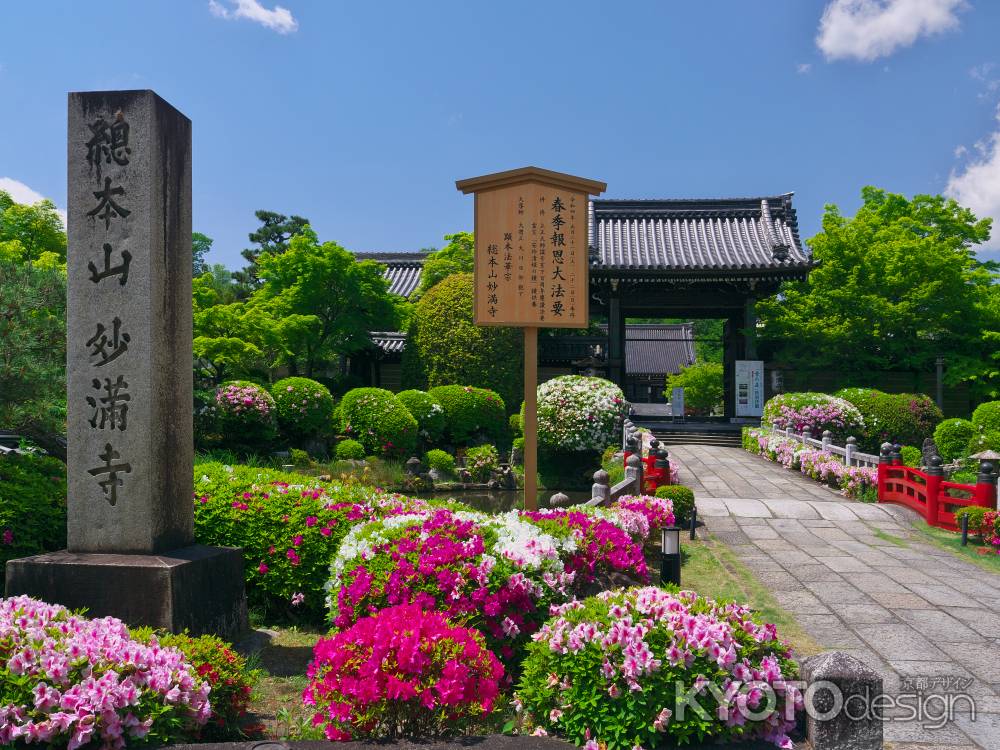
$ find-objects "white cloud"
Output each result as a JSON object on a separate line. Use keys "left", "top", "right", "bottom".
{"left": 208, "top": 0, "right": 298, "bottom": 34}
{"left": 0, "top": 177, "right": 67, "bottom": 226}
{"left": 970, "top": 62, "right": 1000, "bottom": 100}
{"left": 796, "top": 63, "right": 813, "bottom": 74}
{"left": 816, "top": 0, "right": 966, "bottom": 62}
{"left": 946, "top": 108, "right": 1000, "bottom": 250}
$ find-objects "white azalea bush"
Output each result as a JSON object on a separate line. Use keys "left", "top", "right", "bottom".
{"left": 533, "top": 376, "right": 628, "bottom": 453}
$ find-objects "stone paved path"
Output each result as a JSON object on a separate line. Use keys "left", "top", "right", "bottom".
{"left": 670, "top": 444, "right": 1000, "bottom": 750}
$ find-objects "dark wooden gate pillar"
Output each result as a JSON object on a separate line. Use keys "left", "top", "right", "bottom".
{"left": 607, "top": 282, "right": 626, "bottom": 391}
{"left": 722, "top": 313, "right": 747, "bottom": 420}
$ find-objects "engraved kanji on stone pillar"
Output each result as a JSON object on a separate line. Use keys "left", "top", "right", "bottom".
{"left": 67, "top": 90, "right": 193, "bottom": 554}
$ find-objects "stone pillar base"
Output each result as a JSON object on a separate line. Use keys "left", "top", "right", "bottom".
{"left": 5, "top": 544, "right": 247, "bottom": 640}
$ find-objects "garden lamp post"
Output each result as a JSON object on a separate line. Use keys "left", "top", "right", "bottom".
{"left": 660, "top": 525, "right": 681, "bottom": 586}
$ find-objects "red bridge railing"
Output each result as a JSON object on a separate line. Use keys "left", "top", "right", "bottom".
{"left": 877, "top": 446, "right": 997, "bottom": 531}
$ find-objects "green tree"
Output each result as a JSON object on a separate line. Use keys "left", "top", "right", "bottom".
{"left": 233, "top": 210, "right": 310, "bottom": 296}
{"left": 0, "top": 259, "right": 67, "bottom": 458}
{"left": 0, "top": 190, "right": 66, "bottom": 263}
{"left": 193, "top": 264, "right": 238, "bottom": 310}
{"left": 415, "top": 231, "right": 474, "bottom": 297}
{"left": 254, "top": 227, "right": 400, "bottom": 376}
{"left": 192, "top": 231, "right": 213, "bottom": 276}
{"left": 402, "top": 272, "right": 523, "bottom": 410}
{"left": 757, "top": 187, "right": 998, "bottom": 398}
{"left": 664, "top": 361, "right": 724, "bottom": 415}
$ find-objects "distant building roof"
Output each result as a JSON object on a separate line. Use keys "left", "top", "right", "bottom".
{"left": 589, "top": 195, "right": 811, "bottom": 276}
{"left": 622, "top": 323, "right": 696, "bottom": 376}
{"left": 354, "top": 251, "right": 427, "bottom": 298}
{"left": 370, "top": 330, "right": 406, "bottom": 355}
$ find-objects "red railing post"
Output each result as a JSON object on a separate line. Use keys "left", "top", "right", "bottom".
{"left": 877, "top": 442, "right": 893, "bottom": 502}
{"left": 925, "top": 456, "right": 943, "bottom": 527}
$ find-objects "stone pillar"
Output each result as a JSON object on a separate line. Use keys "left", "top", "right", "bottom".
{"left": 6, "top": 90, "right": 246, "bottom": 639}
{"left": 800, "top": 651, "right": 883, "bottom": 750}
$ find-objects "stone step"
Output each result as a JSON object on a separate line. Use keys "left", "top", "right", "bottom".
{"left": 652, "top": 431, "right": 743, "bottom": 448}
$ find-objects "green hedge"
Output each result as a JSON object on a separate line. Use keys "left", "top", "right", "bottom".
{"left": 973, "top": 401, "right": 1000, "bottom": 433}
{"left": 396, "top": 389, "right": 446, "bottom": 446}
{"left": 424, "top": 449, "right": 456, "bottom": 475}
{"left": 654, "top": 484, "right": 695, "bottom": 526}
{"left": 835, "top": 388, "right": 942, "bottom": 452}
{"left": 427, "top": 385, "right": 506, "bottom": 446}
{"left": 401, "top": 273, "right": 523, "bottom": 410}
{"left": 339, "top": 387, "right": 418, "bottom": 457}
{"left": 335, "top": 439, "right": 366, "bottom": 460}
{"left": 934, "top": 418, "right": 976, "bottom": 461}
{"left": 0, "top": 452, "right": 67, "bottom": 568}
{"left": 270, "top": 377, "right": 334, "bottom": 440}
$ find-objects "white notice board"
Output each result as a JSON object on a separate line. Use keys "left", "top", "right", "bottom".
{"left": 735, "top": 360, "right": 764, "bottom": 417}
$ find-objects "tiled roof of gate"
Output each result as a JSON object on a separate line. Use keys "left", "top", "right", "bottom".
{"left": 354, "top": 252, "right": 427, "bottom": 298}
{"left": 589, "top": 194, "right": 811, "bottom": 273}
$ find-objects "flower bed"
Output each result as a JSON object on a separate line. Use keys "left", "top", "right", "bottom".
{"left": 326, "top": 508, "right": 576, "bottom": 664}
{"left": 194, "top": 461, "right": 460, "bottom": 620}
{"left": 515, "top": 587, "right": 802, "bottom": 749}
{"left": 0, "top": 596, "right": 211, "bottom": 748}
{"left": 534, "top": 376, "right": 628, "bottom": 453}
{"left": 762, "top": 392, "right": 864, "bottom": 442}
{"left": 743, "top": 427, "right": 877, "bottom": 501}
{"left": 304, "top": 604, "right": 503, "bottom": 740}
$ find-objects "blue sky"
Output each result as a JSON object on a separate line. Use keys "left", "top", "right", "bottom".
{"left": 2, "top": 0, "right": 1000, "bottom": 266}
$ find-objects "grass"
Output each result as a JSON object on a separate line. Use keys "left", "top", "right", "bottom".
{"left": 909, "top": 521, "right": 1000, "bottom": 574}
{"left": 667, "top": 532, "right": 822, "bottom": 659}
{"left": 872, "top": 528, "right": 910, "bottom": 547}
{"left": 247, "top": 624, "right": 326, "bottom": 740}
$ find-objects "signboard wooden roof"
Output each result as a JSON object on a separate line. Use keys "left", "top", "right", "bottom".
{"left": 456, "top": 167, "right": 606, "bottom": 329}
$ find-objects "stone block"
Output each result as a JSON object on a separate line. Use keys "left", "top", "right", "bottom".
{"left": 800, "top": 650, "right": 883, "bottom": 750}
{"left": 5, "top": 544, "right": 246, "bottom": 639}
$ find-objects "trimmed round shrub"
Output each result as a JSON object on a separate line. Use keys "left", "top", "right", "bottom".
{"left": 532, "top": 375, "right": 628, "bottom": 453}
{"left": 0, "top": 452, "right": 66, "bottom": 567}
{"left": 397, "top": 389, "right": 446, "bottom": 445}
{"left": 340, "top": 387, "right": 418, "bottom": 457}
{"left": 425, "top": 448, "right": 456, "bottom": 475}
{"left": 516, "top": 587, "right": 801, "bottom": 750}
{"left": 304, "top": 604, "right": 503, "bottom": 741}
{"left": 969, "top": 429, "right": 1000, "bottom": 456}
{"left": 973, "top": 401, "right": 1000, "bottom": 433}
{"left": 131, "top": 628, "right": 261, "bottom": 742}
{"left": 654, "top": 484, "right": 695, "bottom": 525}
{"left": 428, "top": 385, "right": 506, "bottom": 446}
{"left": 214, "top": 380, "right": 277, "bottom": 448}
{"left": 464, "top": 444, "right": 499, "bottom": 482}
{"left": 401, "top": 273, "right": 523, "bottom": 410}
{"left": 335, "top": 439, "right": 366, "bottom": 461}
{"left": 934, "top": 418, "right": 976, "bottom": 461}
{"left": 763, "top": 392, "right": 864, "bottom": 441}
{"left": 0, "top": 596, "right": 212, "bottom": 747}
{"left": 835, "top": 388, "right": 942, "bottom": 452}
{"left": 900, "top": 445, "right": 922, "bottom": 467}
{"left": 509, "top": 412, "right": 523, "bottom": 437}
{"left": 270, "top": 377, "right": 334, "bottom": 440}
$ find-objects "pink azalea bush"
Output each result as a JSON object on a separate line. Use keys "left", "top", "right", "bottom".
{"left": 304, "top": 604, "right": 503, "bottom": 740}
{"left": 612, "top": 494, "right": 676, "bottom": 533}
{"left": 515, "top": 587, "right": 802, "bottom": 750}
{"left": 194, "top": 462, "right": 464, "bottom": 621}
{"left": 327, "top": 508, "right": 576, "bottom": 664}
{"left": 0, "top": 596, "right": 211, "bottom": 749}
{"left": 521, "top": 509, "right": 649, "bottom": 586}
{"left": 213, "top": 380, "right": 277, "bottom": 448}
{"left": 762, "top": 392, "right": 863, "bottom": 441}
{"left": 743, "top": 428, "right": 877, "bottom": 501}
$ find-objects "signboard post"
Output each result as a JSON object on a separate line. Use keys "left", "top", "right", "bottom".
{"left": 456, "top": 167, "right": 606, "bottom": 510}
{"left": 735, "top": 360, "right": 765, "bottom": 418}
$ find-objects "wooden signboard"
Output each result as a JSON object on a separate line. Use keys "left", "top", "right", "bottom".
{"left": 456, "top": 167, "right": 606, "bottom": 509}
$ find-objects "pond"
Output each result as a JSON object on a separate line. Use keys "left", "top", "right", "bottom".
{"left": 415, "top": 488, "right": 594, "bottom": 513}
